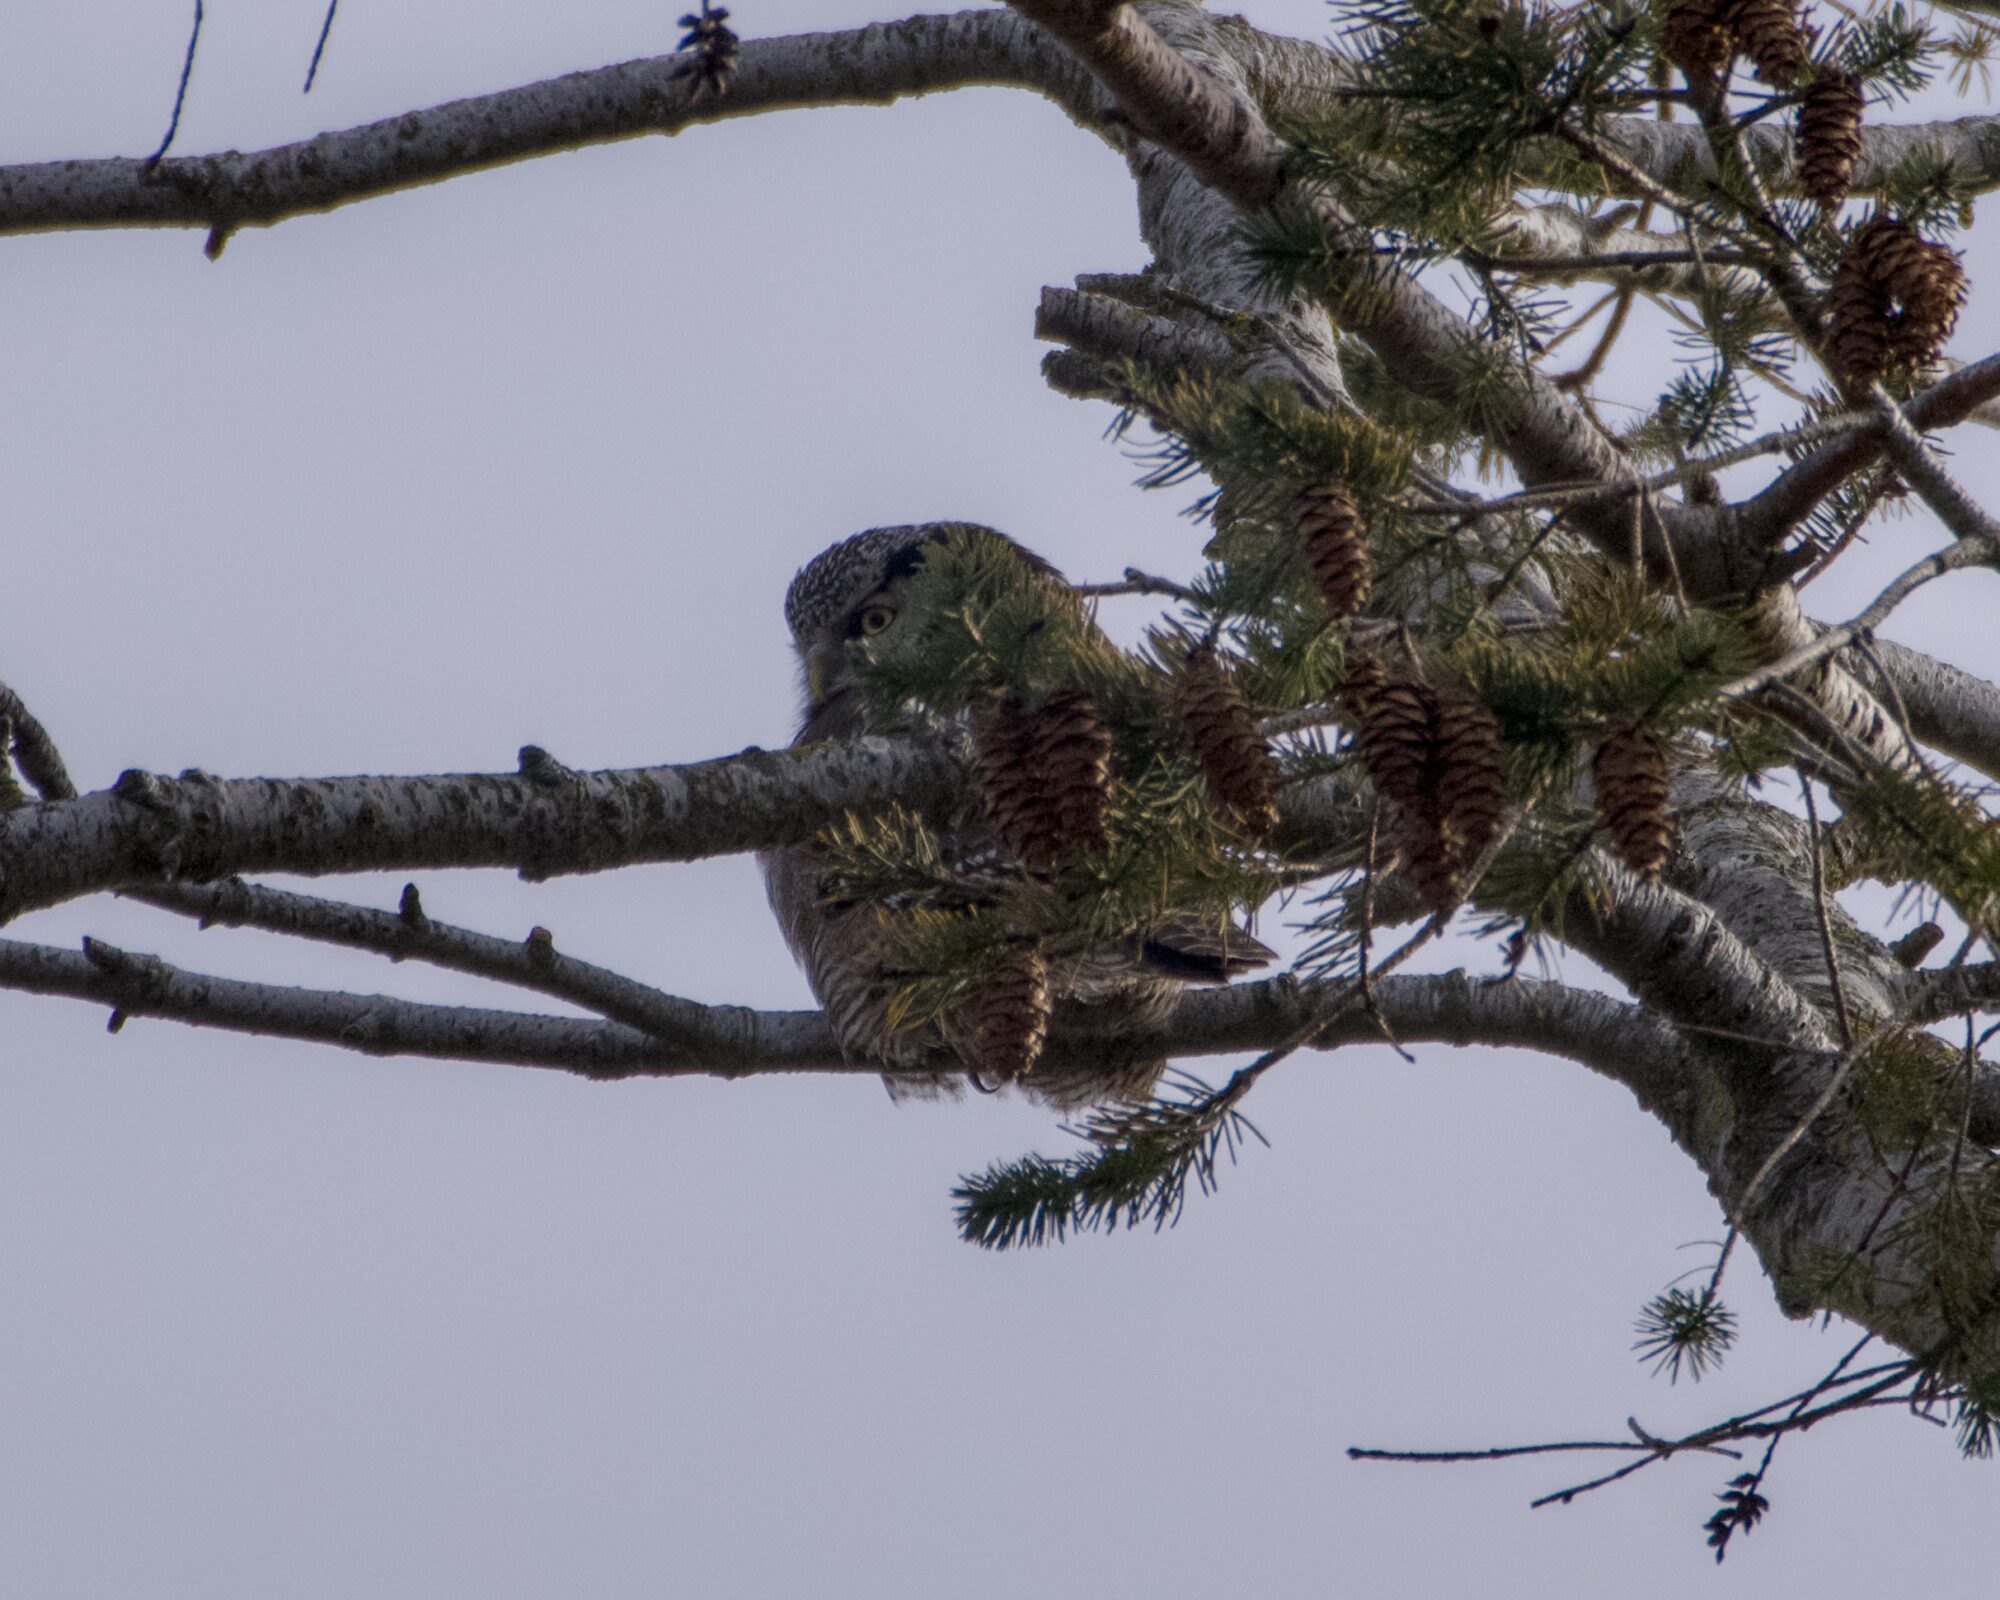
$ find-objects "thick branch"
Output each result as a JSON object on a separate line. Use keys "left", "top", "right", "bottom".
{"left": 1857, "top": 637, "right": 2000, "bottom": 782}
{"left": 1736, "top": 353, "right": 2000, "bottom": 553}
{"left": 0, "top": 736, "right": 962, "bottom": 923}
{"left": 1006, "top": 0, "right": 1283, "bottom": 206}
{"left": 1594, "top": 109, "right": 2000, "bottom": 202}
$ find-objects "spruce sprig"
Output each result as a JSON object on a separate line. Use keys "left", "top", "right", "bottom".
{"left": 953, "top": 1071, "right": 1268, "bottom": 1249}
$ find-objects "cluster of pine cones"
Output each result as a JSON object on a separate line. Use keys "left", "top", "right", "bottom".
{"left": 1661, "top": 0, "right": 1811, "bottom": 89}
{"left": 1658, "top": 6, "right": 1967, "bottom": 386}
{"left": 952, "top": 481, "right": 1682, "bottom": 1078}
{"left": 1339, "top": 656, "right": 1508, "bottom": 914}
{"left": 1341, "top": 652, "right": 1674, "bottom": 904}
{"left": 1827, "top": 215, "right": 1968, "bottom": 387}
{"left": 1661, "top": 2, "right": 1863, "bottom": 210}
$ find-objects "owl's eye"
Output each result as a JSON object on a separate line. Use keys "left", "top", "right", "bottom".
{"left": 857, "top": 604, "right": 897, "bottom": 636}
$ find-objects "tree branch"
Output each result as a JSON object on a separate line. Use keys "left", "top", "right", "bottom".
{"left": 126, "top": 875, "right": 767, "bottom": 1047}
{"left": 0, "top": 11, "right": 1104, "bottom": 243}
{"left": 1856, "top": 637, "right": 2000, "bottom": 783}
{"left": 0, "top": 924, "right": 1682, "bottom": 1103}
{"left": 1735, "top": 353, "right": 2000, "bottom": 554}
{"left": 0, "top": 933, "right": 841, "bottom": 1078}
{"left": 0, "top": 735, "right": 964, "bottom": 923}
{"left": 1592, "top": 109, "right": 2000, "bottom": 202}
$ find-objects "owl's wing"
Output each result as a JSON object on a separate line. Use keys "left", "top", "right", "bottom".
{"left": 1139, "top": 913, "right": 1277, "bottom": 982}
{"left": 761, "top": 841, "right": 969, "bottom": 1100}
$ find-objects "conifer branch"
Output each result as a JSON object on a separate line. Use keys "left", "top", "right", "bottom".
{"left": 1736, "top": 352, "right": 2000, "bottom": 551}
{"left": 1711, "top": 539, "right": 2000, "bottom": 712}
{"left": 0, "top": 924, "right": 1681, "bottom": 1100}
{"left": 1351, "top": 1344, "right": 1949, "bottom": 1549}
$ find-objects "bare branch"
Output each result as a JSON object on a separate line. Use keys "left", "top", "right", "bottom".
{"left": 0, "top": 683, "right": 78, "bottom": 802}
{"left": 1857, "top": 637, "right": 2000, "bottom": 783}
{"left": 0, "top": 735, "right": 965, "bottom": 923}
{"left": 1007, "top": 0, "right": 1284, "bottom": 206}
{"left": 0, "top": 12, "right": 1103, "bottom": 242}
{"left": 126, "top": 876, "right": 763, "bottom": 1047}
{"left": 1737, "top": 353, "right": 2000, "bottom": 553}
{"left": 0, "top": 933, "right": 841, "bottom": 1078}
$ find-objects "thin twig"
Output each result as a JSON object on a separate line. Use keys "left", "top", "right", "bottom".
{"left": 303, "top": 1, "right": 341, "bottom": 94}
{"left": 1075, "top": 567, "right": 1204, "bottom": 603}
{"left": 148, "top": 2, "right": 205, "bottom": 167}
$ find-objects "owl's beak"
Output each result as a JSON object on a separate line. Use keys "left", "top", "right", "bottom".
{"left": 805, "top": 645, "right": 835, "bottom": 710}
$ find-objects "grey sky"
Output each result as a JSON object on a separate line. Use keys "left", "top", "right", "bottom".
{"left": 2, "top": 3, "right": 1995, "bottom": 1594}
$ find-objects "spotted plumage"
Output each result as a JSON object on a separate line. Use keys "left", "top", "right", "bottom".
{"left": 760, "top": 523, "right": 1273, "bottom": 1108}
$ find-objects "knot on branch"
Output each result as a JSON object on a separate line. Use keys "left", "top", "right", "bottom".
{"left": 81, "top": 936, "right": 171, "bottom": 1032}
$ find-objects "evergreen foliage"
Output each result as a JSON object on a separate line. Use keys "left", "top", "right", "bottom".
{"left": 775, "top": 0, "right": 2000, "bottom": 1546}
{"left": 953, "top": 1071, "right": 1267, "bottom": 1248}
{"left": 1634, "top": 1286, "right": 1739, "bottom": 1382}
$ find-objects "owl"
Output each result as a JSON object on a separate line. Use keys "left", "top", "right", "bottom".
{"left": 760, "top": 522, "right": 1274, "bottom": 1108}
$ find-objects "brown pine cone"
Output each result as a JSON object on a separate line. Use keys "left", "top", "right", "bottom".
{"left": 953, "top": 944, "right": 1051, "bottom": 1084}
{"left": 1399, "top": 811, "right": 1463, "bottom": 916}
{"left": 1175, "top": 643, "right": 1282, "bottom": 836}
{"left": 1825, "top": 245, "right": 1894, "bottom": 387}
{"left": 1729, "top": 0, "right": 1808, "bottom": 86}
{"left": 1856, "top": 215, "right": 1936, "bottom": 304}
{"left": 1885, "top": 238, "right": 1966, "bottom": 369}
{"left": 1661, "top": 0, "right": 1735, "bottom": 81}
{"left": 1433, "top": 693, "right": 1507, "bottom": 867}
{"left": 1354, "top": 675, "right": 1439, "bottom": 816}
{"left": 1797, "top": 68, "right": 1863, "bottom": 209}
{"left": 973, "top": 689, "right": 1114, "bottom": 869}
{"left": 1841, "top": 216, "right": 1968, "bottom": 374}
{"left": 1593, "top": 728, "right": 1674, "bottom": 882}
{"left": 1298, "top": 480, "right": 1371, "bottom": 618}
{"left": 1338, "top": 653, "right": 1388, "bottom": 720}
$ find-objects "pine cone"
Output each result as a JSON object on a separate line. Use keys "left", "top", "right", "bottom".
{"left": 1399, "top": 811, "right": 1464, "bottom": 915}
{"left": 1661, "top": 0, "right": 1734, "bottom": 81}
{"left": 1729, "top": 0, "right": 1808, "bottom": 87}
{"left": 1298, "top": 480, "right": 1371, "bottom": 618}
{"left": 1883, "top": 236, "right": 1966, "bottom": 369}
{"left": 1839, "top": 216, "right": 1968, "bottom": 376}
{"left": 1175, "top": 643, "right": 1282, "bottom": 835}
{"left": 1433, "top": 693, "right": 1506, "bottom": 867}
{"left": 1857, "top": 215, "right": 1936, "bottom": 305}
{"left": 1797, "top": 68, "right": 1863, "bottom": 209}
{"left": 1825, "top": 246, "right": 1893, "bottom": 387}
{"left": 1593, "top": 729, "right": 1674, "bottom": 882}
{"left": 954, "top": 944, "right": 1050, "bottom": 1084}
{"left": 973, "top": 689, "right": 1115, "bottom": 869}
{"left": 1353, "top": 675, "right": 1439, "bottom": 816}
{"left": 1338, "top": 653, "right": 1387, "bottom": 720}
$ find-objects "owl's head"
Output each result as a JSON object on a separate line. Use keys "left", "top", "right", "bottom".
{"left": 783, "top": 523, "right": 1061, "bottom": 723}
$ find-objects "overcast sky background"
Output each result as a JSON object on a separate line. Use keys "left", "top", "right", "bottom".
{"left": 2, "top": 2, "right": 1996, "bottom": 1594}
